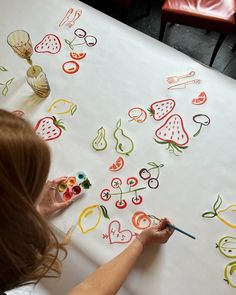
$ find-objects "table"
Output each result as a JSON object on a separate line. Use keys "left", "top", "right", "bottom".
{"left": 1, "top": 0, "right": 236, "bottom": 294}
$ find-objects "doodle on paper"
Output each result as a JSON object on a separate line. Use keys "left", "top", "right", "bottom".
{"left": 92, "top": 127, "right": 108, "bottom": 151}
{"left": 216, "top": 236, "right": 236, "bottom": 259}
{"left": 0, "top": 77, "right": 15, "bottom": 96}
{"left": 59, "top": 8, "right": 82, "bottom": 28}
{"left": 34, "top": 34, "right": 61, "bottom": 54}
{"left": 132, "top": 211, "right": 152, "bottom": 230}
{"left": 100, "top": 177, "right": 146, "bottom": 209}
{"left": 128, "top": 107, "right": 147, "bottom": 123}
{"left": 193, "top": 114, "right": 210, "bottom": 137}
{"left": 113, "top": 119, "right": 134, "bottom": 156}
{"left": 65, "top": 28, "right": 97, "bottom": 50}
{"left": 102, "top": 220, "right": 136, "bottom": 244}
{"left": 224, "top": 261, "right": 236, "bottom": 288}
{"left": 35, "top": 116, "right": 65, "bottom": 141}
{"left": 154, "top": 114, "right": 189, "bottom": 155}
{"left": 202, "top": 195, "right": 236, "bottom": 229}
{"left": 192, "top": 91, "right": 207, "bottom": 105}
{"left": 148, "top": 99, "right": 175, "bottom": 121}
{"left": 48, "top": 98, "right": 77, "bottom": 115}
{"left": 167, "top": 71, "right": 195, "bottom": 84}
{"left": 139, "top": 162, "right": 164, "bottom": 189}
{"left": 109, "top": 156, "right": 124, "bottom": 172}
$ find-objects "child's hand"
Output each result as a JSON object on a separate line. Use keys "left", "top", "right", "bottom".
{"left": 36, "top": 177, "right": 72, "bottom": 217}
{"left": 137, "top": 218, "right": 174, "bottom": 248}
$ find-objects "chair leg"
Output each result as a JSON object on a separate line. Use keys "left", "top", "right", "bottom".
{"left": 159, "top": 21, "right": 167, "bottom": 41}
{"left": 209, "top": 33, "right": 227, "bottom": 67}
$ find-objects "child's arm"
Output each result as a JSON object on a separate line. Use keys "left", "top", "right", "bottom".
{"left": 67, "top": 218, "right": 173, "bottom": 295}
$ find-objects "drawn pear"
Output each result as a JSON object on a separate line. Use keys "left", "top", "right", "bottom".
{"left": 92, "top": 127, "right": 107, "bottom": 151}
{"left": 113, "top": 119, "right": 134, "bottom": 156}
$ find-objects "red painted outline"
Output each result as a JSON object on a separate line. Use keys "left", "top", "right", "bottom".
{"left": 128, "top": 107, "right": 147, "bottom": 123}
{"left": 150, "top": 99, "right": 176, "bottom": 121}
{"left": 131, "top": 195, "right": 143, "bottom": 205}
{"left": 34, "top": 116, "right": 63, "bottom": 141}
{"left": 111, "top": 177, "right": 122, "bottom": 188}
{"left": 132, "top": 211, "right": 151, "bottom": 230}
{"left": 108, "top": 156, "right": 124, "bottom": 172}
{"left": 126, "top": 177, "right": 138, "bottom": 187}
{"left": 108, "top": 220, "right": 133, "bottom": 244}
{"left": 115, "top": 199, "right": 127, "bottom": 209}
{"left": 100, "top": 188, "right": 111, "bottom": 201}
{"left": 34, "top": 34, "right": 61, "bottom": 54}
{"left": 192, "top": 91, "right": 207, "bottom": 105}
{"left": 70, "top": 52, "right": 86, "bottom": 60}
{"left": 155, "top": 114, "right": 189, "bottom": 146}
{"left": 62, "top": 60, "right": 80, "bottom": 74}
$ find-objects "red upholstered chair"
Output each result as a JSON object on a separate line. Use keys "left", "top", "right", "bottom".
{"left": 159, "top": 0, "right": 236, "bottom": 66}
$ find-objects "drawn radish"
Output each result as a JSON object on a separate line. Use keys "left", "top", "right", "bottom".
{"left": 154, "top": 114, "right": 189, "bottom": 155}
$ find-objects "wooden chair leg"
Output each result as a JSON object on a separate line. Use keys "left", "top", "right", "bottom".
{"left": 159, "top": 21, "right": 167, "bottom": 41}
{"left": 209, "top": 33, "right": 227, "bottom": 67}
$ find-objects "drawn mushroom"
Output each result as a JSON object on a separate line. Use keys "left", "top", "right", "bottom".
{"left": 193, "top": 114, "right": 210, "bottom": 137}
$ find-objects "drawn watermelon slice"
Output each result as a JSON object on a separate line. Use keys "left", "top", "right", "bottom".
{"left": 154, "top": 114, "right": 189, "bottom": 155}
{"left": 109, "top": 157, "right": 124, "bottom": 172}
{"left": 149, "top": 99, "right": 175, "bottom": 121}
{"left": 192, "top": 92, "right": 207, "bottom": 105}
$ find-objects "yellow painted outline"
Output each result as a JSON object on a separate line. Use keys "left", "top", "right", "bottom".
{"left": 78, "top": 205, "right": 102, "bottom": 234}
{"left": 48, "top": 98, "right": 76, "bottom": 115}
{"left": 217, "top": 205, "right": 236, "bottom": 229}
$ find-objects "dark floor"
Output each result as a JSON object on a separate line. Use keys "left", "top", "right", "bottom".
{"left": 83, "top": 0, "right": 236, "bottom": 80}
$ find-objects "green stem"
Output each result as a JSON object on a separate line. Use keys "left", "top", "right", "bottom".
{"left": 110, "top": 187, "right": 146, "bottom": 196}
{"left": 193, "top": 124, "right": 202, "bottom": 137}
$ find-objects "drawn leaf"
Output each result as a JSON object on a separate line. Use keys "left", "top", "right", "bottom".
{"left": 213, "top": 194, "right": 222, "bottom": 213}
{"left": 0, "top": 66, "right": 7, "bottom": 72}
{"left": 202, "top": 211, "right": 216, "bottom": 218}
{"left": 153, "top": 138, "right": 167, "bottom": 145}
{"left": 147, "top": 162, "right": 158, "bottom": 167}
{"left": 6, "top": 77, "right": 14, "bottom": 86}
{"left": 100, "top": 205, "right": 110, "bottom": 219}
{"left": 71, "top": 104, "right": 77, "bottom": 115}
{"left": 2, "top": 86, "right": 8, "bottom": 96}
{"left": 116, "top": 119, "right": 121, "bottom": 129}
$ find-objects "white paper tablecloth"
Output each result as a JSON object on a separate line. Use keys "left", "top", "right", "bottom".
{"left": 1, "top": 0, "right": 236, "bottom": 294}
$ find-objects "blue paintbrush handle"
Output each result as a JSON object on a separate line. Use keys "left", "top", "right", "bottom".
{"left": 167, "top": 223, "right": 196, "bottom": 240}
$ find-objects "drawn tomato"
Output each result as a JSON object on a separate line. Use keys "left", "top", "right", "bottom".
{"left": 109, "top": 157, "right": 124, "bottom": 172}
{"left": 115, "top": 199, "right": 127, "bottom": 209}
{"left": 62, "top": 60, "right": 80, "bottom": 74}
{"left": 111, "top": 177, "right": 122, "bottom": 188}
{"left": 132, "top": 211, "right": 151, "bottom": 230}
{"left": 100, "top": 188, "right": 111, "bottom": 201}
{"left": 128, "top": 107, "right": 147, "bottom": 123}
{"left": 132, "top": 195, "right": 143, "bottom": 205}
{"left": 127, "top": 177, "right": 138, "bottom": 187}
{"left": 70, "top": 52, "right": 86, "bottom": 60}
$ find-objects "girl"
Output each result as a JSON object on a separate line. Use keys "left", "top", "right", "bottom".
{"left": 0, "top": 109, "right": 173, "bottom": 295}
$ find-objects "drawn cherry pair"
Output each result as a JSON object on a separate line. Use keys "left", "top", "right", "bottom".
{"left": 139, "top": 162, "right": 164, "bottom": 189}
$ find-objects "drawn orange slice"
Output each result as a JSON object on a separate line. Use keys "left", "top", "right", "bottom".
{"left": 192, "top": 91, "right": 207, "bottom": 105}
{"left": 109, "top": 157, "right": 124, "bottom": 172}
{"left": 132, "top": 211, "right": 151, "bottom": 230}
{"left": 70, "top": 52, "right": 86, "bottom": 60}
{"left": 62, "top": 60, "right": 80, "bottom": 74}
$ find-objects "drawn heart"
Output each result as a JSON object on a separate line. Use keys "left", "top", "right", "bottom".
{"left": 108, "top": 220, "right": 133, "bottom": 244}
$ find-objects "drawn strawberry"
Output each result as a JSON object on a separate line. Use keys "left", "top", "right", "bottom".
{"left": 154, "top": 114, "right": 189, "bottom": 155}
{"left": 34, "top": 34, "right": 61, "bottom": 54}
{"left": 35, "top": 116, "right": 65, "bottom": 141}
{"left": 148, "top": 99, "right": 176, "bottom": 121}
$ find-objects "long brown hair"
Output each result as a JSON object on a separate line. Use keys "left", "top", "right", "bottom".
{"left": 0, "top": 110, "right": 66, "bottom": 292}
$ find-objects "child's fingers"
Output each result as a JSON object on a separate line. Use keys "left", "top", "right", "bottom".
{"left": 52, "top": 176, "right": 68, "bottom": 185}
{"left": 54, "top": 200, "right": 72, "bottom": 211}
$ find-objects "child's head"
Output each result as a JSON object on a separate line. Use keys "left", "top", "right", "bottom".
{"left": 0, "top": 110, "right": 64, "bottom": 291}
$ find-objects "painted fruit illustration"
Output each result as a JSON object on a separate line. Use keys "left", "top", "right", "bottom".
{"left": 109, "top": 156, "right": 124, "bottom": 172}
{"left": 92, "top": 127, "right": 108, "bottom": 151}
{"left": 34, "top": 34, "right": 61, "bottom": 54}
{"left": 48, "top": 98, "right": 77, "bottom": 115}
{"left": 193, "top": 114, "right": 210, "bottom": 137}
{"left": 216, "top": 236, "right": 236, "bottom": 258}
{"left": 128, "top": 107, "right": 147, "bottom": 123}
{"left": 139, "top": 162, "right": 164, "bottom": 189}
{"left": 149, "top": 99, "right": 176, "bottom": 121}
{"left": 154, "top": 114, "right": 189, "bottom": 155}
{"left": 113, "top": 119, "right": 134, "bottom": 156}
{"left": 70, "top": 52, "right": 86, "bottom": 60}
{"left": 78, "top": 204, "right": 109, "bottom": 234}
{"left": 62, "top": 61, "right": 80, "bottom": 74}
{"left": 132, "top": 211, "right": 152, "bottom": 230}
{"left": 202, "top": 195, "right": 236, "bottom": 229}
{"left": 224, "top": 261, "right": 236, "bottom": 288}
{"left": 192, "top": 91, "right": 207, "bottom": 105}
{"left": 35, "top": 116, "right": 65, "bottom": 141}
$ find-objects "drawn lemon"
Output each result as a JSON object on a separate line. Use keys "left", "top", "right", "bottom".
{"left": 224, "top": 261, "right": 236, "bottom": 288}
{"left": 78, "top": 205, "right": 102, "bottom": 234}
{"left": 48, "top": 98, "right": 77, "bottom": 115}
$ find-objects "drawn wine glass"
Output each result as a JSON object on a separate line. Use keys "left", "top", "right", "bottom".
{"left": 65, "top": 28, "right": 97, "bottom": 50}
{"left": 7, "top": 30, "right": 50, "bottom": 98}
